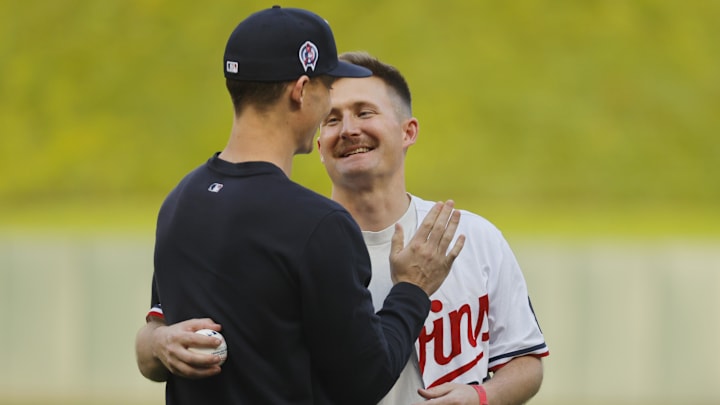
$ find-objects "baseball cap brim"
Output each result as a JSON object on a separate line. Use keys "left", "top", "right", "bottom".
{"left": 326, "top": 60, "right": 372, "bottom": 78}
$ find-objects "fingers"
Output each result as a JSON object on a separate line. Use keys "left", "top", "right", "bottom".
{"left": 414, "top": 201, "right": 444, "bottom": 244}
{"left": 417, "top": 201, "right": 456, "bottom": 244}
{"left": 390, "top": 222, "right": 405, "bottom": 256}
{"left": 415, "top": 200, "right": 464, "bottom": 258}
{"left": 417, "top": 387, "right": 443, "bottom": 400}
{"left": 389, "top": 223, "right": 405, "bottom": 284}
{"left": 179, "top": 318, "right": 222, "bottom": 333}
{"left": 437, "top": 208, "right": 461, "bottom": 256}
{"left": 154, "top": 319, "right": 224, "bottom": 379}
{"left": 389, "top": 200, "right": 465, "bottom": 296}
{"left": 424, "top": 200, "right": 456, "bottom": 248}
{"left": 416, "top": 383, "right": 452, "bottom": 399}
{"left": 446, "top": 234, "right": 466, "bottom": 265}
{"left": 414, "top": 383, "right": 478, "bottom": 404}
{"left": 443, "top": 210, "right": 465, "bottom": 267}
{"left": 166, "top": 356, "right": 222, "bottom": 379}
{"left": 173, "top": 318, "right": 223, "bottom": 350}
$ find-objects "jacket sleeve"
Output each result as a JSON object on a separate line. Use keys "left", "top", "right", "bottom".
{"left": 300, "top": 210, "right": 430, "bottom": 404}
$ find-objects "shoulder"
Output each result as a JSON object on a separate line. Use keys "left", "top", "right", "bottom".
{"left": 411, "top": 195, "right": 504, "bottom": 239}
{"left": 275, "top": 183, "right": 360, "bottom": 239}
{"left": 289, "top": 183, "right": 349, "bottom": 220}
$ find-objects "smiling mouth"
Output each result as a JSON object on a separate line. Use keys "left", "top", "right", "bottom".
{"left": 342, "top": 147, "right": 372, "bottom": 157}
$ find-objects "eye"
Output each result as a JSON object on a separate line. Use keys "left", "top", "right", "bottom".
{"left": 358, "top": 110, "right": 375, "bottom": 118}
{"left": 323, "top": 116, "right": 340, "bottom": 126}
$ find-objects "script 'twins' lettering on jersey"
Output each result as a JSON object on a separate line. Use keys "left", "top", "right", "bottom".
{"left": 418, "top": 295, "right": 489, "bottom": 388}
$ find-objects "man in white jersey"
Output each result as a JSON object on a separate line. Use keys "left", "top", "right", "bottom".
{"left": 315, "top": 52, "right": 548, "bottom": 405}
{"left": 136, "top": 52, "right": 548, "bottom": 404}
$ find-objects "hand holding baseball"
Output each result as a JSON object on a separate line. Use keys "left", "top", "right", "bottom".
{"left": 151, "top": 318, "right": 225, "bottom": 379}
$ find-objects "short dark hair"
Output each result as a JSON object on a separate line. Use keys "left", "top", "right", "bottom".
{"left": 225, "top": 79, "right": 289, "bottom": 114}
{"left": 338, "top": 51, "right": 412, "bottom": 117}
{"left": 225, "top": 75, "right": 335, "bottom": 115}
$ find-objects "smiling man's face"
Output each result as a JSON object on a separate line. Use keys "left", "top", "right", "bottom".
{"left": 318, "top": 76, "right": 416, "bottom": 190}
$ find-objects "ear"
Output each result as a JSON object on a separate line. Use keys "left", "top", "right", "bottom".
{"left": 290, "top": 75, "right": 311, "bottom": 105}
{"left": 402, "top": 117, "right": 419, "bottom": 148}
{"left": 316, "top": 137, "right": 325, "bottom": 164}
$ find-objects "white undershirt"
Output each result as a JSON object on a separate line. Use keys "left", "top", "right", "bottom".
{"left": 362, "top": 198, "right": 424, "bottom": 404}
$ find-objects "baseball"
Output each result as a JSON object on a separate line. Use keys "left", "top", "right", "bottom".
{"left": 189, "top": 329, "right": 228, "bottom": 365}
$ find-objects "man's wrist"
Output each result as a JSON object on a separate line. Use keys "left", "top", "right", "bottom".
{"left": 472, "top": 384, "right": 488, "bottom": 405}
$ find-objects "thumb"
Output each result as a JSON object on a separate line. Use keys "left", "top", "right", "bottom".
{"left": 390, "top": 222, "right": 405, "bottom": 256}
{"left": 417, "top": 384, "right": 452, "bottom": 399}
{"left": 389, "top": 223, "right": 405, "bottom": 284}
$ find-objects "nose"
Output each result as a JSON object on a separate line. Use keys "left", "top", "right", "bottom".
{"left": 340, "top": 115, "right": 361, "bottom": 138}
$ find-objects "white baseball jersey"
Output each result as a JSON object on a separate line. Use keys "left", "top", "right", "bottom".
{"left": 364, "top": 198, "right": 425, "bottom": 404}
{"left": 365, "top": 195, "right": 548, "bottom": 403}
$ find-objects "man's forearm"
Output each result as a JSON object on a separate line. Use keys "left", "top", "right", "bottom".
{"left": 484, "top": 356, "right": 543, "bottom": 405}
{"left": 135, "top": 319, "right": 170, "bottom": 382}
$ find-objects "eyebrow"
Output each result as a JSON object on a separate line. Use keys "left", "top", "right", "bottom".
{"left": 329, "top": 100, "right": 378, "bottom": 114}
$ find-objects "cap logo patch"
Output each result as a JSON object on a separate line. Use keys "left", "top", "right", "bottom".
{"left": 226, "top": 61, "right": 239, "bottom": 74}
{"left": 298, "top": 41, "right": 318, "bottom": 72}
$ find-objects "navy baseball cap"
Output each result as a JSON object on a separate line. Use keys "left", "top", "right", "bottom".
{"left": 224, "top": 6, "right": 371, "bottom": 81}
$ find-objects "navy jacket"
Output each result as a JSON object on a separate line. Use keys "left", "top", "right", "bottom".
{"left": 152, "top": 154, "right": 430, "bottom": 404}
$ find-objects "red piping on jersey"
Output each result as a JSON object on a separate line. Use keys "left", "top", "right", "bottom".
{"left": 488, "top": 352, "right": 549, "bottom": 373}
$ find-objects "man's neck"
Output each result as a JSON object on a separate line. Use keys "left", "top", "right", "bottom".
{"left": 220, "top": 111, "right": 296, "bottom": 176}
{"left": 332, "top": 184, "right": 410, "bottom": 232}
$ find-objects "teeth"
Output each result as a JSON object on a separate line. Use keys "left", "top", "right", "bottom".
{"left": 345, "top": 147, "right": 370, "bottom": 157}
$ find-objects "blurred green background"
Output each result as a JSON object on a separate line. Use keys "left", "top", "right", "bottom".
{"left": 1, "top": 0, "right": 718, "bottom": 404}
